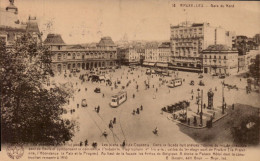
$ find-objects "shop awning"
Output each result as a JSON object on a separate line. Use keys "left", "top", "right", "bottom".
{"left": 148, "top": 62, "right": 155, "bottom": 66}
{"left": 157, "top": 63, "right": 168, "bottom": 67}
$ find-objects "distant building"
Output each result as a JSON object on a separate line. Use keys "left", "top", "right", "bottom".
{"left": 44, "top": 34, "right": 118, "bottom": 73}
{"left": 0, "top": 1, "right": 41, "bottom": 46}
{"left": 253, "top": 34, "right": 260, "bottom": 45}
{"left": 143, "top": 42, "right": 159, "bottom": 66}
{"left": 170, "top": 22, "right": 233, "bottom": 72}
{"left": 157, "top": 42, "right": 171, "bottom": 68}
{"left": 202, "top": 44, "right": 238, "bottom": 75}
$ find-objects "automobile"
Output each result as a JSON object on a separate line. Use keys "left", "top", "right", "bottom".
{"left": 94, "top": 88, "right": 101, "bottom": 93}
{"left": 198, "top": 74, "right": 203, "bottom": 78}
{"left": 190, "top": 80, "right": 194, "bottom": 85}
{"left": 198, "top": 80, "right": 205, "bottom": 86}
{"left": 81, "top": 99, "right": 87, "bottom": 107}
{"left": 219, "top": 74, "right": 225, "bottom": 79}
{"left": 212, "top": 73, "right": 218, "bottom": 76}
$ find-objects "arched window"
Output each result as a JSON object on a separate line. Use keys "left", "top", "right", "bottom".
{"left": 73, "top": 53, "right": 76, "bottom": 59}
{"left": 57, "top": 53, "right": 62, "bottom": 60}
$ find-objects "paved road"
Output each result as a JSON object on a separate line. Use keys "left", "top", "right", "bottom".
{"left": 50, "top": 66, "right": 260, "bottom": 145}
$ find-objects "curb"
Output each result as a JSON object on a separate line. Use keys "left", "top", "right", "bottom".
{"left": 166, "top": 112, "right": 228, "bottom": 129}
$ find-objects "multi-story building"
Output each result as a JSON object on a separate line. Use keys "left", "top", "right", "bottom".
{"left": 157, "top": 42, "right": 171, "bottom": 68}
{"left": 124, "top": 46, "right": 145, "bottom": 65}
{"left": 202, "top": 45, "right": 238, "bottom": 75}
{"left": 0, "top": 1, "right": 41, "bottom": 46}
{"left": 170, "top": 22, "right": 233, "bottom": 72}
{"left": 44, "top": 35, "right": 118, "bottom": 73}
{"left": 143, "top": 42, "right": 159, "bottom": 66}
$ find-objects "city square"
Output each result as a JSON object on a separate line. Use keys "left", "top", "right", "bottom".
{"left": 1, "top": 2, "right": 260, "bottom": 161}
{"left": 50, "top": 65, "right": 260, "bottom": 146}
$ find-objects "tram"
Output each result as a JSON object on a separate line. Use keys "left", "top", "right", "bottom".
{"left": 167, "top": 78, "right": 182, "bottom": 88}
{"left": 110, "top": 91, "right": 127, "bottom": 107}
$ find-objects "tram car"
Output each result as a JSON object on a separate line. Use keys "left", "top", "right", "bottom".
{"left": 110, "top": 91, "right": 127, "bottom": 107}
{"left": 167, "top": 78, "right": 182, "bottom": 88}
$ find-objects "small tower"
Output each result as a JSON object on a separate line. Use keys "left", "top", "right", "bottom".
{"left": 207, "top": 89, "right": 214, "bottom": 109}
{"left": 6, "top": 0, "right": 18, "bottom": 14}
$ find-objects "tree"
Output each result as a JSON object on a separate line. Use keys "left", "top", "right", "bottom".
{"left": 0, "top": 34, "right": 75, "bottom": 145}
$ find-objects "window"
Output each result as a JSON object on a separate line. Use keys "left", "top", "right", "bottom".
{"left": 224, "top": 56, "right": 226, "bottom": 59}
{"left": 68, "top": 53, "right": 71, "bottom": 56}
{"left": 57, "top": 53, "right": 62, "bottom": 60}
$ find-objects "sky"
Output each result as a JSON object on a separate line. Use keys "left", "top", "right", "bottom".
{"left": 0, "top": 0, "right": 260, "bottom": 44}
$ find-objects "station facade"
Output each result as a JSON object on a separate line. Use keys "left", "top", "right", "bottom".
{"left": 44, "top": 35, "right": 118, "bottom": 73}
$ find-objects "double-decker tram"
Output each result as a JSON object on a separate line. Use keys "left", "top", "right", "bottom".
{"left": 110, "top": 91, "right": 127, "bottom": 107}
{"left": 167, "top": 78, "right": 182, "bottom": 88}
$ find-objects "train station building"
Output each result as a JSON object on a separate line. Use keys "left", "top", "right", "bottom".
{"left": 44, "top": 35, "right": 118, "bottom": 73}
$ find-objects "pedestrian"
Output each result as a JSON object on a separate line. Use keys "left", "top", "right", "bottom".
{"left": 132, "top": 109, "right": 135, "bottom": 115}
{"left": 153, "top": 127, "right": 158, "bottom": 135}
{"left": 102, "top": 93, "right": 105, "bottom": 98}
{"left": 92, "top": 141, "right": 97, "bottom": 148}
{"left": 122, "top": 140, "right": 126, "bottom": 147}
{"left": 140, "top": 105, "right": 143, "bottom": 111}
{"left": 84, "top": 139, "right": 88, "bottom": 146}
{"left": 77, "top": 104, "right": 79, "bottom": 108}
{"left": 97, "top": 106, "right": 100, "bottom": 113}
{"left": 103, "top": 130, "right": 108, "bottom": 138}
{"left": 136, "top": 108, "right": 140, "bottom": 114}
{"left": 133, "top": 94, "right": 135, "bottom": 98}
{"left": 191, "top": 95, "right": 193, "bottom": 100}
{"left": 80, "top": 141, "right": 83, "bottom": 146}
{"left": 113, "top": 117, "right": 116, "bottom": 124}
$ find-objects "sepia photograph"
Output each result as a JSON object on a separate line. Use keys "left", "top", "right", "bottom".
{"left": 0, "top": 0, "right": 259, "bottom": 160}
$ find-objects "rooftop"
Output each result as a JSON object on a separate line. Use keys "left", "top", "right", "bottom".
{"left": 97, "top": 37, "right": 116, "bottom": 47}
{"left": 43, "top": 34, "right": 65, "bottom": 45}
{"left": 26, "top": 17, "right": 40, "bottom": 33}
{"left": 203, "top": 44, "right": 237, "bottom": 52}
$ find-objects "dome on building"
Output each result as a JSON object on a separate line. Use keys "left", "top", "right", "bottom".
{"left": 205, "top": 44, "right": 232, "bottom": 51}
{"left": 97, "top": 36, "right": 116, "bottom": 47}
{"left": 43, "top": 34, "right": 65, "bottom": 45}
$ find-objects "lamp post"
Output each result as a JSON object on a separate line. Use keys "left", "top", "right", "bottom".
{"left": 200, "top": 89, "right": 203, "bottom": 125}
{"left": 222, "top": 81, "right": 225, "bottom": 114}
{"left": 197, "top": 88, "right": 200, "bottom": 114}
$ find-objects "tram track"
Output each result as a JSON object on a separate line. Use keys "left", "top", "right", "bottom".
{"left": 85, "top": 109, "right": 111, "bottom": 145}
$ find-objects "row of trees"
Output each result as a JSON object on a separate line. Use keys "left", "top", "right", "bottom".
{"left": 0, "top": 34, "right": 75, "bottom": 145}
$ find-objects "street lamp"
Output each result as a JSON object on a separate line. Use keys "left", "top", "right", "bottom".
{"left": 222, "top": 81, "right": 225, "bottom": 114}
{"left": 197, "top": 88, "right": 200, "bottom": 114}
{"left": 200, "top": 89, "right": 203, "bottom": 125}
